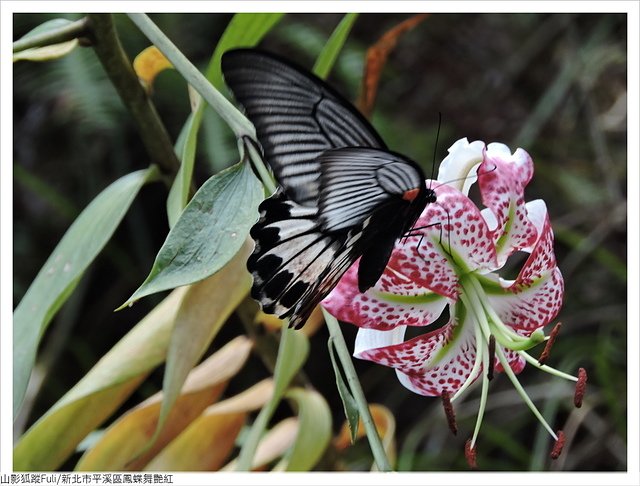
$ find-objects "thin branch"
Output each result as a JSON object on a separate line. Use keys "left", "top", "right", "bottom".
{"left": 86, "top": 14, "right": 181, "bottom": 180}
{"left": 13, "top": 17, "right": 90, "bottom": 52}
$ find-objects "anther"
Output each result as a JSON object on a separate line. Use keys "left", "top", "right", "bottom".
{"left": 550, "top": 430, "right": 566, "bottom": 460}
{"left": 441, "top": 391, "right": 458, "bottom": 435}
{"left": 538, "top": 322, "right": 562, "bottom": 365}
{"left": 487, "top": 335, "right": 496, "bottom": 381}
{"left": 574, "top": 367, "right": 588, "bottom": 408}
{"left": 465, "top": 439, "right": 478, "bottom": 469}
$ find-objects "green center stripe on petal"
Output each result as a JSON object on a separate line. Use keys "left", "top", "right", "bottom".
{"left": 430, "top": 302, "right": 467, "bottom": 365}
{"left": 495, "top": 200, "right": 515, "bottom": 255}
{"left": 372, "top": 290, "right": 445, "bottom": 305}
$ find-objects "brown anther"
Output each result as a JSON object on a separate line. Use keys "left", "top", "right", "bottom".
{"left": 574, "top": 367, "right": 588, "bottom": 408}
{"left": 465, "top": 439, "right": 478, "bottom": 469}
{"left": 538, "top": 322, "right": 562, "bottom": 365}
{"left": 550, "top": 430, "right": 566, "bottom": 460}
{"left": 441, "top": 391, "right": 458, "bottom": 435}
{"left": 487, "top": 335, "right": 496, "bottom": 381}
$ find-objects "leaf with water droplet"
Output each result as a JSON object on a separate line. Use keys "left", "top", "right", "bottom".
{"left": 121, "top": 160, "right": 262, "bottom": 307}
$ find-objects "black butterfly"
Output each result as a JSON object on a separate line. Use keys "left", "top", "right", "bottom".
{"left": 222, "top": 49, "right": 436, "bottom": 329}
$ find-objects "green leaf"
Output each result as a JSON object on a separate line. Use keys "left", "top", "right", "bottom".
{"left": 312, "top": 13, "right": 359, "bottom": 79}
{"left": 13, "top": 18, "right": 83, "bottom": 62}
{"left": 282, "top": 388, "right": 332, "bottom": 471}
{"left": 328, "top": 337, "right": 360, "bottom": 443}
{"left": 166, "top": 109, "right": 201, "bottom": 228}
{"left": 13, "top": 166, "right": 159, "bottom": 416}
{"left": 165, "top": 12, "right": 285, "bottom": 224}
{"left": 235, "top": 328, "right": 309, "bottom": 470}
{"left": 123, "top": 160, "right": 262, "bottom": 305}
{"left": 206, "top": 13, "right": 285, "bottom": 90}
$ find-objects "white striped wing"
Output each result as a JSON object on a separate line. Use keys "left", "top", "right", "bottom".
{"left": 222, "top": 49, "right": 385, "bottom": 206}
{"left": 318, "top": 147, "right": 426, "bottom": 232}
{"left": 248, "top": 188, "right": 365, "bottom": 329}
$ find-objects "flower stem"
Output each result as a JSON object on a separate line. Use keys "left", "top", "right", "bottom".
{"left": 322, "top": 308, "right": 393, "bottom": 471}
{"left": 127, "top": 13, "right": 255, "bottom": 140}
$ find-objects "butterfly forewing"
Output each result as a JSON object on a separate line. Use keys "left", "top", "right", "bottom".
{"left": 221, "top": 49, "right": 385, "bottom": 206}
{"left": 222, "top": 49, "right": 432, "bottom": 328}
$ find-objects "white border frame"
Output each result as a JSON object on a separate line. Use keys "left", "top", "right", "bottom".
{"left": 2, "top": 2, "right": 638, "bottom": 485}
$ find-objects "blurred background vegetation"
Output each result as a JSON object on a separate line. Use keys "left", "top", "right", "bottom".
{"left": 13, "top": 12, "right": 627, "bottom": 471}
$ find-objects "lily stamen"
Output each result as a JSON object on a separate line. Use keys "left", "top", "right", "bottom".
{"left": 550, "top": 430, "right": 566, "bottom": 460}
{"left": 441, "top": 390, "right": 458, "bottom": 435}
{"left": 465, "top": 439, "right": 478, "bottom": 469}
{"left": 574, "top": 368, "right": 588, "bottom": 408}
{"left": 538, "top": 322, "right": 562, "bottom": 365}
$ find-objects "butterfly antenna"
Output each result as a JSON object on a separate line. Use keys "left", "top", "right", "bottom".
{"left": 429, "top": 112, "right": 442, "bottom": 190}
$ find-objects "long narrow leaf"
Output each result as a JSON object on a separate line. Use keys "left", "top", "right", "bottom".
{"left": 312, "top": 13, "right": 359, "bottom": 79}
{"left": 155, "top": 240, "right": 253, "bottom": 437}
{"left": 13, "top": 286, "right": 186, "bottom": 471}
{"left": 13, "top": 166, "right": 159, "bottom": 416}
{"left": 282, "top": 388, "right": 332, "bottom": 471}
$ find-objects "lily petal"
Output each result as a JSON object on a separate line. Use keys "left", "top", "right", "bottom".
{"left": 437, "top": 138, "right": 485, "bottom": 195}
{"left": 490, "top": 267, "right": 564, "bottom": 332}
{"left": 479, "top": 146, "right": 538, "bottom": 265}
{"left": 388, "top": 184, "right": 498, "bottom": 297}
{"left": 322, "top": 264, "right": 448, "bottom": 330}
{"left": 355, "top": 317, "right": 480, "bottom": 396}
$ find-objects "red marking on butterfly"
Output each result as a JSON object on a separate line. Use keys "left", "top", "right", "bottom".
{"left": 402, "top": 188, "right": 420, "bottom": 201}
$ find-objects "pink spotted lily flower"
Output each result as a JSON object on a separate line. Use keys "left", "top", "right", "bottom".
{"left": 323, "top": 138, "right": 587, "bottom": 467}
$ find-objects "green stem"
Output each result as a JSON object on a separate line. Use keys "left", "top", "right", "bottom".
{"left": 244, "top": 139, "right": 277, "bottom": 194}
{"left": 321, "top": 308, "right": 393, "bottom": 471}
{"left": 127, "top": 13, "right": 255, "bottom": 140}
{"left": 87, "top": 14, "right": 180, "bottom": 180}
{"left": 235, "top": 326, "right": 295, "bottom": 471}
{"left": 13, "top": 17, "right": 90, "bottom": 52}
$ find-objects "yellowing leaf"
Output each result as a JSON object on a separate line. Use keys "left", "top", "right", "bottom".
{"left": 334, "top": 403, "right": 397, "bottom": 469}
{"left": 133, "top": 45, "right": 173, "bottom": 91}
{"left": 75, "top": 336, "right": 253, "bottom": 471}
{"left": 155, "top": 240, "right": 253, "bottom": 441}
{"left": 223, "top": 418, "right": 299, "bottom": 472}
{"left": 146, "top": 379, "right": 275, "bottom": 471}
{"left": 14, "top": 286, "right": 187, "bottom": 471}
{"left": 13, "top": 39, "right": 79, "bottom": 62}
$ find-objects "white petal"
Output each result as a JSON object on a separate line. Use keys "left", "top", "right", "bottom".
{"left": 353, "top": 326, "right": 406, "bottom": 357}
{"left": 437, "top": 138, "right": 485, "bottom": 194}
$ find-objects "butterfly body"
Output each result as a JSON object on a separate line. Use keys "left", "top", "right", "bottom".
{"left": 222, "top": 49, "right": 434, "bottom": 328}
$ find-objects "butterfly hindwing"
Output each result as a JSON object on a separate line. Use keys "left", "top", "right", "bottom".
{"left": 249, "top": 188, "right": 365, "bottom": 328}
{"left": 221, "top": 49, "right": 385, "bottom": 206}
{"left": 317, "top": 147, "right": 427, "bottom": 232}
